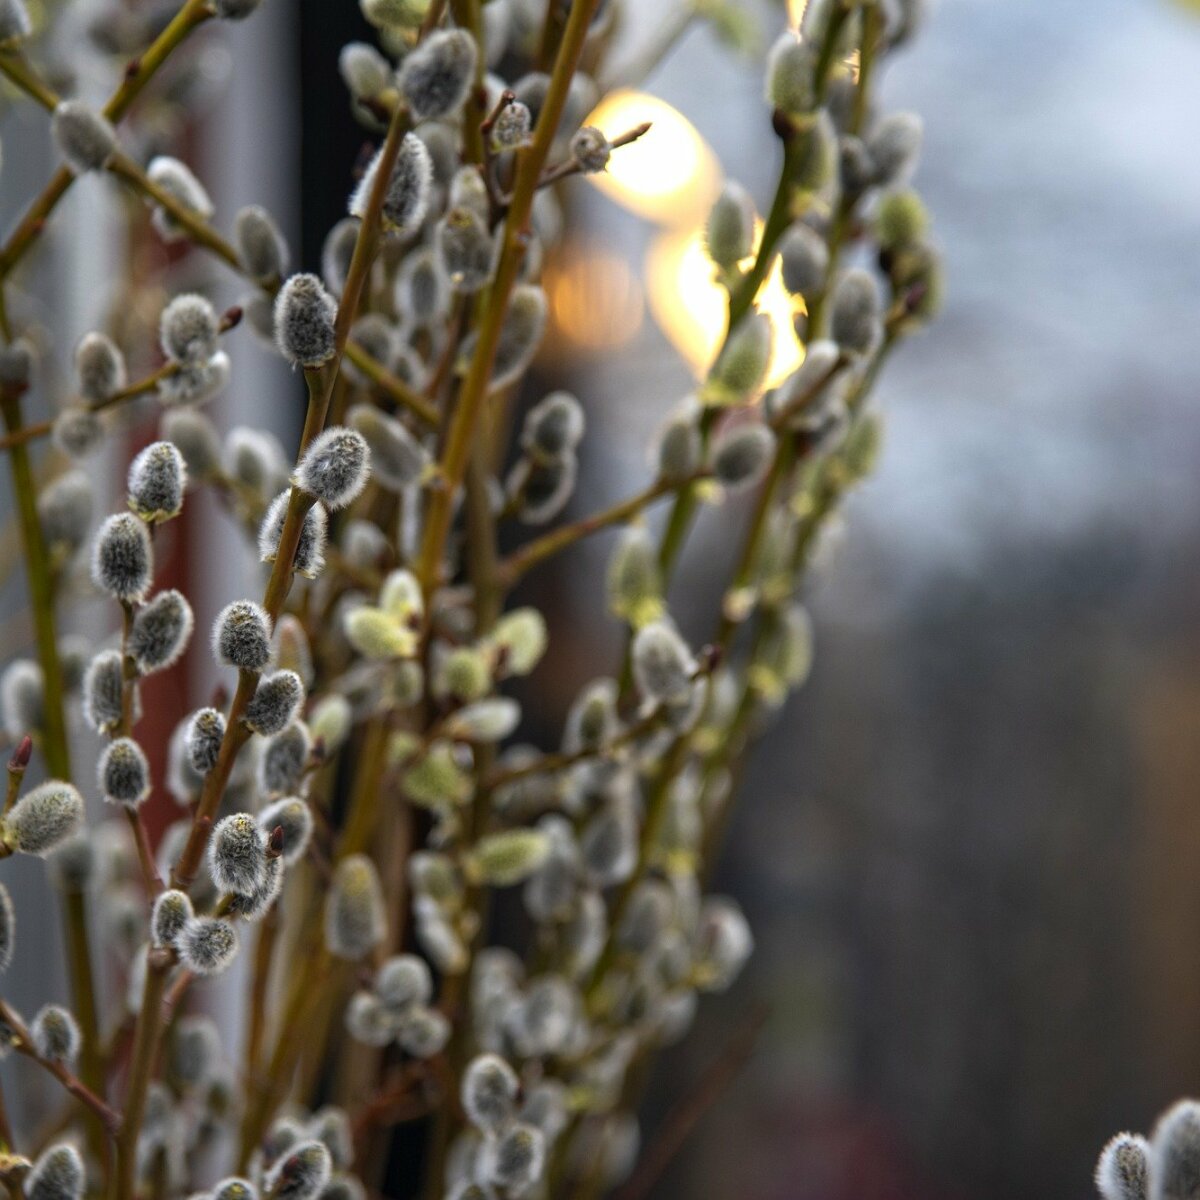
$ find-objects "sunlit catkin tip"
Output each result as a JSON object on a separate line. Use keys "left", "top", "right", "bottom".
{"left": 3, "top": 781, "right": 84, "bottom": 856}
{"left": 397, "top": 28, "right": 478, "bottom": 122}
{"left": 209, "top": 812, "right": 267, "bottom": 895}
{"left": 82, "top": 650, "right": 123, "bottom": 733}
{"left": 186, "top": 706, "right": 227, "bottom": 773}
{"left": 258, "top": 491, "right": 328, "bottom": 577}
{"left": 160, "top": 294, "right": 220, "bottom": 365}
{"left": 31, "top": 1004, "right": 80, "bottom": 1064}
{"left": 91, "top": 512, "right": 153, "bottom": 601}
{"left": 830, "top": 268, "right": 882, "bottom": 356}
{"left": 51, "top": 101, "right": 116, "bottom": 173}
{"left": 1095, "top": 1133, "right": 1148, "bottom": 1200}
{"left": 74, "top": 330, "right": 127, "bottom": 402}
{"left": 265, "top": 1140, "right": 332, "bottom": 1200}
{"left": 129, "top": 588, "right": 194, "bottom": 673}
{"left": 213, "top": 599, "right": 273, "bottom": 671}
{"left": 25, "top": 1143, "right": 85, "bottom": 1200}
{"left": 467, "top": 829, "right": 551, "bottom": 887}
{"left": 151, "top": 888, "right": 194, "bottom": 949}
{"left": 711, "top": 422, "right": 775, "bottom": 493}
{"left": 295, "top": 427, "right": 371, "bottom": 510}
{"left": 99, "top": 737, "right": 151, "bottom": 806}
{"left": 705, "top": 182, "right": 755, "bottom": 271}
{"left": 462, "top": 1053, "right": 519, "bottom": 1133}
{"left": 707, "top": 312, "right": 771, "bottom": 402}
{"left": 244, "top": 670, "right": 305, "bottom": 736}
{"left": 178, "top": 916, "right": 239, "bottom": 975}
{"left": 486, "top": 1122, "right": 546, "bottom": 1193}
{"left": 351, "top": 134, "right": 433, "bottom": 240}
{"left": 766, "top": 32, "right": 816, "bottom": 118}
{"left": 632, "top": 621, "right": 697, "bottom": 705}
{"left": 275, "top": 273, "right": 339, "bottom": 368}
{"left": 326, "top": 854, "right": 386, "bottom": 960}
{"left": 779, "top": 222, "right": 829, "bottom": 299}
{"left": 347, "top": 405, "right": 428, "bottom": 493}
{"left": 234, "top": 204, "right": 288, "bottom": 282}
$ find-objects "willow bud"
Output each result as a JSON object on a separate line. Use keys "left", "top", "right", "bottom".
{"left": 74, "top": 331, "right": 127, "bottom": 401}
{"left": 259, "top": 723, "right": 311, "bottom": 796}
{"left": 161, "top": 409, "right": 221, "bottom": 477}
{"left": 445, "top": 698, "right": 520, "bottom": 743}
{"left": 1094, "top": 1133, "right": 1148, "bottom": 1200}
{"left": 91, "top": 513, "right": 153, "bottom": 602}
{"left": 26, "top": 1143, "right": 85, "bottom": 1200}
{"left": 51, "top": 101, "right": 116, "bottom": 172}
{"left": 490, "top": 608, "right": 547, "bottom": 677}
{"left": 213, "top": 600, "right": 272, "bottom": 671}
{"left": 655, "top": 410, "right": 703, "bottom": 482}
{"left": 309, "top": 694, "right": 352, "bottom": 753}
{"left": 607, "top": 527, "right": 662, "bottom": 627}
{"left": 462, "top": 1054, "right": 518, "bottom": 1133}
{"left": 489, "top": 285, "right": 546, "bottom": 388}
{"left": 258, "top": 491, "right": 328, "bottom": 577}
{"left": 779, "top": 222, "right": 829, "bottom": 299}
{"left": 81, "top": 650, "right": 123, "bottom": 733}
{"left": 99, "top": 737, "right": 151, "bottom": 806}
{"left": 350, "top": 134, "right": 433, "bottom": 240}
{"left": 375, "top": 954, "right": 433, "bottom": 1012}
{"left": 275, "top": 273, "right": 338, "bottom": 368}
{"left": 467, "top": 829, "right": 550, "bottom": 886}
{"left": 711, "top": 423, "right": 775, "bottom": 493}
{"left": 705, "top": 182, "right": 755, "bottom": 270}
{"left": 295, "top": 427, "right": 371, "bottom": 510}
{"left": 32, "top": 1004, "right": 79, "bottom": 1063}
{"left": 326, "top": 854, "right": 386, "bottom": 960}
{"left": 397, "top": 28, "right": 478, "bottom": 122}
{"left": 160, "top": 294, "right": 219, "bottom": 365}
{"left": 245, "top": 670, "right": 304, "bottom": 736}
{"left": 265, "top": 1140, "right": 332, "bottom": 1200}
{"left": 632, "top": 621, "right": 696, "bottom": 704}
{"left": 322, "top": 218, "right": 359, "bottom": 294}
{"left": 493, "top": 101, "right": 532, "bottom": 150}
{"left": 147, "top": 156, "right": 214, "bottom": 244}
{"left": 694, "top": 896, "right": 753, "bottom": 991}
{"left": 151, "top": 888, "right": 193, "bottom": 949}
{"left": 868, "top": 112, "right": 923, "bottom": 187}
{"left": 765, "top": 32, "right": 816, "bottom": 118}
{"left": 521, "top": 391, "right": 584, "bottom": 463}
{"left": 339, "top": 42, "right": 391, "bottom": 101}
{"left": 396, "top": 1005, "right": 451, "bottom": 1058}
{"left": 1, "top": 659, "right": 42, "bottom": 739}
{"left": 178, "top": 917, "right": 239, "bottom": 975}
{"left": 707, "top": 312, "right": 771, "bottom": 401}
{"left": 830, "top": 269, "right": 882, "bottom": 355}
{"left": 347, "top": 405, "right": 428, "bottom": 492}
{"left": 127, "top": 441, "right": 186, "bottom": 522}
{"left": 570, "top": 126, "right": 611, "bottom": 174}
{"left": 209, "top": 813, "right": 267, "bottom": 896}
{"left": 486, "top": 1123, "right": 545, "bottom": 1193}
{"left": 4, "top": 781, "right": 84, "bottom": 855}
{"left": 129, "top": 588, "right": 194, "bottom": 673}
{"left": 234, "top": 205, "right": 288, "bottom": 283}
{"left": 258, "top": 797, "right": 313, "bottom": 865}
{"left": 38, "top": 470, "right": 92, "bottom": 557}
{"left": 52, "top": 408, "right": 105, "bottom": 460}
{"left": 436, "top": 207, "right": 495, "bottom": 294}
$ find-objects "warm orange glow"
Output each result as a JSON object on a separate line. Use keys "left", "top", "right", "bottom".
{"left": 583, "top": 90, "right": 720, "bottom": 227}
{"left": 646, "top": 224, "right": 805, "bottom": 391}
{"left": 787, "top": 0, "right": 809, "bottom": 26}
{"left": 543, "top": 242, "right": 645, "bottom": 354}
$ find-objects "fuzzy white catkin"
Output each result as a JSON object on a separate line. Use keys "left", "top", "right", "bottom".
{"left": 128, "top": 441, "right": 187, "bottom": 521}
{"left": 213, "top": 600, "right": 273, "bottom": 671}
{"left": 147, "top": 156, "right": 214, "bottom": 238}
{"left": 179, "top": 917, "right": 239, "bottom": 975}
{"left": 129, "top": 588, "right": 194, "bottom": 673}
{"left": 570, "top": 125, "right": 610, "bottom": 173}
{"left": 295, "top": 427, "right": 371, "bottom": 510}
{"left": 462, "top": 1054, "right": 519, "bottom": 1133}
{"left": 264, "top": 1140, "right": 332, "bottom": 1200}
{"left": 705, "top": 182, "right": 755, "bottom": 270}
{"left": 374, "top": 954, "right": 433, "bottom": 1012}
{"left": 210, "top": 813, "right": 268, "bottom": 896}
{"left": 98, "top": 737, "right": 151, "bottom": 806}
{"left": 52, "top": 408, "right": 105, "bottom": 460}
{"left": 485, "top": 1122, "right": 546, "bottom": 1193}
{"left": 632, "top": 621, "right": 696, "bottom": 704}
{"left": 339, "top": 41, "right": 391, "bottom": 100}
{"left": 712, "top": 423, "right": 775, "bottom": 493}
{"left": 350, "top": 134, "right": 433, "bottom": 240}
{"left": 234, "top": 204, "right": 288, "bottom": 282}
{"left": 74, "top": 331, "right": 127, "bottom": 401}
{"left": 82, "top": 650, "right": 124, "bottom": 733}
{"left": 25, "top": 1143, "right": 85, "bottom": 1200}
{"left": 38, "top": 470, "right": 93, "bottom": 555}
{"left": 186, "top": 707, "right": 226, "bottom": 772}
{"left": 31, "top": 1004, "right": 80, "bottom": 1063}
{"left": 259, "top": 722, "right": 311, "bottom": 795}
{"left": 1151, "top": 1101, "right": 1200, "bottom": 1200}
{"left": 91, "top": 513, "right": 153, "bottom": 601}
{"left": 244, "top": 670, "right": 305, "bottom": 736}
{"left": 258, "top": 491, "right": 328, "bottom": 577}
{"left": 325, "top": 855, "right": 386, "bottom": 959}
{"left": 436, "top": 207, "right": 495, "bottom": 294}
{"left": 275, "top": 273, "right": 338, "bottom": 368}
{"left": 1095, "top": 1133, "right": 1149, "bottom": 1200}
{"left": 830, "top": 269, "right": 882, "bottom": 355}
{"left": 51, "top": 101, "right": 116, "bottom": 172}
{"left": 4, "top": 782, "right": 84, "bottom": 856}
{"left": 397, "top": 28, "right": 478, "bottom": 122}
{"left": 160, "top": 294, "right": 220, "bottom": 364}
{"left": 347, "top": 405, "right": 427, "bottom": 492}
{"left": 151, "top": 889, "right": 193, "bottom": 949}
{"left": 1, "top": 659, "right": 42, "bottom": 739}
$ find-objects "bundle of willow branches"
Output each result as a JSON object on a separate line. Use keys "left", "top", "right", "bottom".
{"left": 0, "top": 0, "right": 938, "bottom": 1196}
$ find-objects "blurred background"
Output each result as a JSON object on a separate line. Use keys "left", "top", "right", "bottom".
{"left": 5, "top": 0, "right": 1200, "bottom": 1197}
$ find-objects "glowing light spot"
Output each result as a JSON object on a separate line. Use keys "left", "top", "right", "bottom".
{"left": 543, "top": 242, "right": 645, "bottom": 355}
{"left": 646, "top": 224, "right": 805, "bottom": 391}
{"left": 583, "top": 90, "right": 720, "bottom": 227}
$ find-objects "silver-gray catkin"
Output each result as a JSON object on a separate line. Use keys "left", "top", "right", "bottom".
{"left": 461, "top": 1053, "right": 519, "bottom": 1134}
{"left": 82, "top": 650, "right": 124, "bottom": 733}
{"left": 234, "top": 204, "right": 289, "bottom": 283}
{"left": 711, "top": 422, "right": 775, "bottom": 493}
{"left": 868, "top": 112, "right": 923, "bottom": 187}
{"left": 347, "top": 405, "right": 427, "bottom": 492}
{"left": 274, "top": 273, "right": 339, "bottom": 368}
{"left": 485, "top": 1122, "right": 546, "bottom": 1193}
{"left": 212, "top": 600, "right": 273, "bottom": 671}
{"left": 489, "top": 284, "right": 546, "bottom": 388}
{"left": 178, "top": 917, "right": 239, "bottom": 975}
{"left": 74, "top": 331, "right": 127, "bottom": 401}
{"left": 779, "top": 222, "right": 829, "bottom": 299}
{"left": 186, "top": 707, "right": 226, "bottom": 773}
{"left": 632, "top": 621, "right": 696, "bottom": 704}
{"left": 159, "top": 294, "right": 220, "bottom": 364}
{"left": 520, "top": 391, "right": 584, "bottom": 463}
{"left": 4, "top": 782, "right": 84, "bottom": 856}
{"left": 0, "top": 882, "right": 12, "bottom": 971}
{"left": 1151, "top": 1101, "right": 1200, "bottom": 1200}
{"left": 91, "top": 512, "right": 153, "bottom": 602}
{"left": 325, "top": 854, "right": 386, "bottom": 960}
{"left": 161, "top": 408, "right": 221, "bottom": 477}
{"left": 257, "top": 491, "right": 328, "bottom": 577}
{"left": 829, "top": 268, "right": 882, "bottom": 356}
{"left": 25, "top": 1143, "right": 85, "bottom": 1200}
{"left": 244, "top": 670, "right": 304, "bottom": 736}
{"left": 322, "top": 218, "right": 360, "bottom": 294}
{"left": 38, "top": 470, "right": 93, "bottom": 556}
{"left": 129, "top": 588, "right": 194, "bottom": 672}
{"left": 1, "top": 659, "right": 42, "bottom": 739}
{"left": 339, "top": 41, "right": 391, "bottom": 100}
{"left": 397, "top": 28, "right": 478, "bottom": 122}
{"left": 51, "top": 101, "right": 116, "bottom": 172}
{"left": 128, "top": 441, "right": 187, "bottom": 521}
{"left": 258, "top": 722, "right": 311, "bottom": 796}
{"left": 209, "top": 812, "right": 267, "bottom": 896}
{"left": 705, "top": 182, "right": 755, "bottom": 270}
{"left": 52, "top": 408, "right": 105, "bottom": 460}
{"left": 375, "top": 954, "right": 433, "bottom": 1012}
{"left": 435, "top": 207, "right": 495, "bottom": 294}
{"left": 570, "top": 125, "right": 611, "bottom": 173}
{"left": 264, "top": 1140, "right": 332, "bottom": 1200}
{"left": 294, "top": 427, "right": 371, "bottom": 510}
{"left": 31, "top": 1004, "right": 80, "bottom": 1063}
{"left": 492, "top": 101, "right": 532, "bottom": 150}
{"left": 258, "top": 796, "right": 314, "bottom": 865}
{"left": 151, "top": 888, "right": 193, "bottom": 949}
{"left": 98, "top": 737, "right": 151, "bottom": 806}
